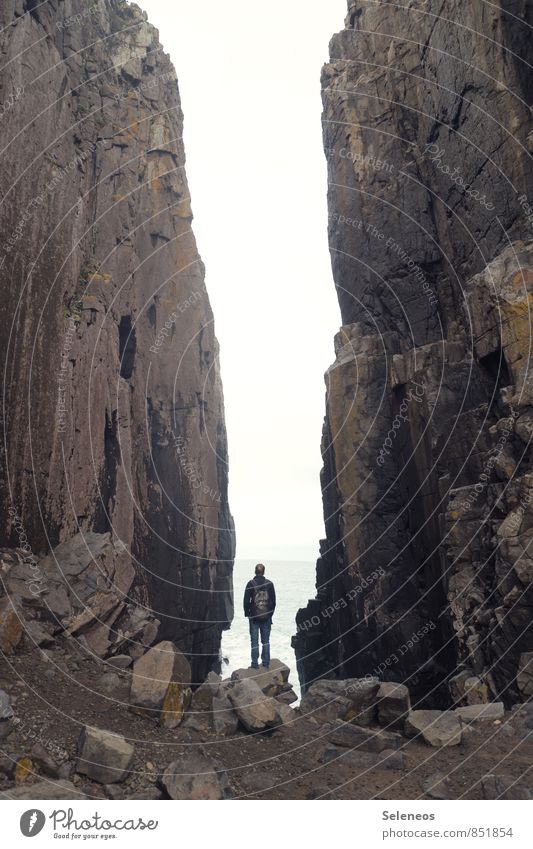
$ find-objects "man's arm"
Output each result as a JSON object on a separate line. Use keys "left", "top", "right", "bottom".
{"left": 269, "top": 581, "right": 276, "bottom": 616}
{"left": 243, "top": 581, "right": 252, "bottom": 617}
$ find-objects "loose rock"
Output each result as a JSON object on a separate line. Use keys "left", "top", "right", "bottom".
{"left": 227, "top": 679, "right": 281, "bottom": 732}
{"left": 300, "top": 677, "right": 379, "bottom": 726}
{"left": 30, "top": 743, "right": 59, "bottom": 779}
{"left": 159, "top": 750, "right": 233, "bottom": 800}
{"left": 405, "top": 711, "right": 463, "bottom": 747}
{"left": 327, "top": 720, "right": 402, "bottom": 752}
{"left": 455, "top": 703, "right": 505, "bottom": 723}
{"left": 130, "top": 641, "right": 191, "bottom": 728}
{"left": 230, "top": 659, "right": 290, "bottom": 698}
{"left": 191, "top": 671, "right": 221, "bottom": 711}
{"left": 0, "top": 779, "right": 84, "bottom": 800}
{"left": 76, "top": 727, "right": 134, "bottom": 784}
{"left": 481, "top": 774, "right": 532, "bottom": 800}
{"left": 377, "top": 682, "right": 410, "bottom": 729}
{"left": 517, "top": 653, "right": 533, "bottom": 697}
{"left": 107, "top": 655, "right": 133, "bottom": 671}
{"left": 211, "top": 693, "right": 239, "bottom": 735}
{"left": 423, "top": 771, "right": 451, "bottom": 800}
{"left": 0, "top": 689, "right": 13, "bottom": 721}
{"left": 0, "top": 597, "right": 22, "bottom": 654}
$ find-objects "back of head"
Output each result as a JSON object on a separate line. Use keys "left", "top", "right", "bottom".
{"left": 255, "top": 563, "right": 265, "bottom": 577}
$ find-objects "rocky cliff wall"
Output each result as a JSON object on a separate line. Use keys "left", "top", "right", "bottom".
{"left": 294, "top": 0, "right": 533, "bottom": 705}
{"left": 0, "top": 0, "right": 234, "bottom": 681}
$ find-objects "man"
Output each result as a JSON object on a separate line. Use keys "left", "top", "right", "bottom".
{"left": 243, "top": 563, "right": 276, "bottom": 669}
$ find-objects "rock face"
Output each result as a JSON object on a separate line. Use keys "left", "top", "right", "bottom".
{"left": 294, "top": 1, "right": 533, "bottom": 704}
{"left": 0, "top": 0, "right": 234, "bottom": 681}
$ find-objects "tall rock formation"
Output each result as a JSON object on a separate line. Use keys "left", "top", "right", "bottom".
{"left": 295, "top": 1, "right": 533, "bottom": 705}
{"left": 0, "top": 0, "right": 234, "bottom": 681}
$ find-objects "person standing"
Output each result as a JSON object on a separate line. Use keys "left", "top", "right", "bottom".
{"left": 243, "top": 563, "right": 276, "bottom": 669}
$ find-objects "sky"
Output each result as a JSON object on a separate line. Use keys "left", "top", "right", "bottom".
{"left": 140, "top": 0, "right": 347, "bottom": 561}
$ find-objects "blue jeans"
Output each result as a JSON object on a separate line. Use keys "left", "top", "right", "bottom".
{"left": 249, "top": 617, "right": 271, "bottom": 668}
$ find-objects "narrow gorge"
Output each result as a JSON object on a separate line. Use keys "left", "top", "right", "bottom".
{"left": 294, "top": 0, "right": 533, "bottom": 708}
{"left": 0, "top": 0, "right": 532, "bottom": 805}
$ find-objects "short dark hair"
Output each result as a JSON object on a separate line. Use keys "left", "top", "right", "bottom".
{"left": 255, "top": 563, "right": 265, "bottom": 576}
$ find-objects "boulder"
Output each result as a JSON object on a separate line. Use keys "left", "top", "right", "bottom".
{"left": 0, "top": 779, "right": 84, "bottom": 800}
{"left": 299, "top": 677, "right": 379, "bottom": 726}
{"left": 130, "top": 641, "right": 191, "bottom": 728}
{"left": 76, "top": 727, "right": 134, "bottom": 784}
{"left": 326, "top": 720, "right": 402, "bottom": 753}
{"left": 450, "top": 671, "right": 489, "bottom": 705}
{"left": 107, "top": 655, "right": 133, "bottom": 670}
{"left": 449, "top": 670, "right": 472, "bottom": 705}
{"left": 180, "top": 713, "right": 213, "bottom": 734}
{"left": 98, "top": 672, "right": 123, "bottom": 694}
{"left": 405, "top": 711, "right": 463, "bottom": 747}
{"left": 377, "top": 682, "right": 410, "bottom": 729}
{"left": 455, "top": 703, "right": 505, "bottom": 723}
{"left": 481, "top": 774, "right": 532, "bottom": 800}
{"left": 517, "top": 653, "right": 533, "bottom": 697}
{"left": 463, "top": 676, "right": 489, "bottom": 705}
{"left": 227, "top": 679, "right": 282, "bottom": 732}
{"left": 211, "top": 693, "right": 239, "bottom": 735}
{"left": 0, "top": 689, "right": 13, "bottom": 721}
{"left": 23, "top": 621, "right": 55, "bottom": 648}
{"left": 243, "top": 771, "right": 281, "bottom": 793}
{"left": 276, "top": 688, "right": 298, "bottom": 705}
{"left": 278, "top": 704, "right": 296, "bottom": 726}
{"left": 127, "top": 787, "right": 163, "bottom": 800}
{"left": 423, "top": 771, "right": 451, "bottom": 800}
{"left": 159, "top": 750, "right": 233, "bottom": 800}
{"left": 112, "top": 607, "right": 160, "bottom": 660}
{"left": 15, "top": 758, "right": 34, "bottom": 784}
{"left": 0, "top": 757, "right": 13, "bottom": 779}
{"left": 192, "top": 671, "right": 221, "bottom": 711}
{"left": 230, "top": 659, "right": 290, "bottom": 697}
{"left": 30, "top": 743, "right": 59, "bottom": 779}
{"left": 0, "top": 597, "right": 22, "bottom": 654}
{"left": 0, "top": 720, "right": 13, "bottom": 740}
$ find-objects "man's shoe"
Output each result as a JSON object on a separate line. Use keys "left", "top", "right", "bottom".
{"left": 262, "top": 664, "right": 269, "bottom": 670}
{"left": 251, "top": 664, "right": 259, "bottom": 669}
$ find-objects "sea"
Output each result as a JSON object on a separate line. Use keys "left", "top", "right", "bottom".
{"left": 219, "top": 559, "right": 317, "bottom": 700}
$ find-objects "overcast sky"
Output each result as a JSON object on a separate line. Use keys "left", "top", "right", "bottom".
{"left": 140, "top": 0, "right": 347, "bottom": 561}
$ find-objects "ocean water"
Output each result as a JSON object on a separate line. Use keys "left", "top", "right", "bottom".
{"left": 220, "top": 559, "right": 317, "bottom": 699}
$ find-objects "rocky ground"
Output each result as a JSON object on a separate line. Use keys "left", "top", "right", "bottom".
{"left": 1, "top": 639, "right": 532, "bottom": 801}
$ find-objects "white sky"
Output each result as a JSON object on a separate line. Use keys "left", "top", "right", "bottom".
{"left": 140, "top": 0, "right": 346, "bottom": 561}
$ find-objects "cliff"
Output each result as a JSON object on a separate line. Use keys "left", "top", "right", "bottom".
{"left": 0, "top": 0, "right": 234, "bottom": 681}
{"left": 294, "top": 0, "right": 533, "bottom": 705}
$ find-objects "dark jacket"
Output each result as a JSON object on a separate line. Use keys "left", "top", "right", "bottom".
{"left": 243, "top": 575, "right": 276, "bottom": 621}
